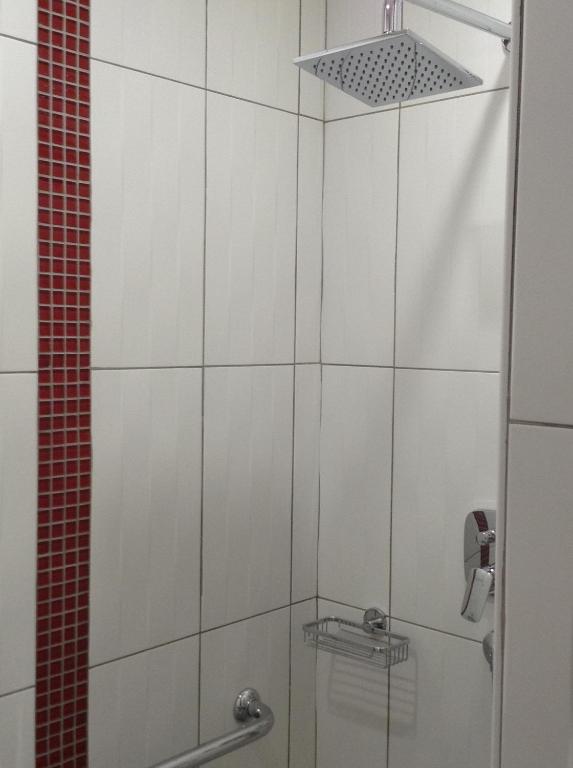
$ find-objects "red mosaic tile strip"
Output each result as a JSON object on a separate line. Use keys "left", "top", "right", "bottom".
{"left": 36, "top": 2, "right": 91, "bottom": 766}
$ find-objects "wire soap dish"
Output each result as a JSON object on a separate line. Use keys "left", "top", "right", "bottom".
{"left": 303, "top": 608, "right": 410, "bottom": 669}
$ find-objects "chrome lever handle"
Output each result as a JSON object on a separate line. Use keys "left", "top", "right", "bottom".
{"left": 475, "top": 528, "right": 496, "bottom": 546}
{"left": 460, "top": 566, "right": 494, "bottom": 623}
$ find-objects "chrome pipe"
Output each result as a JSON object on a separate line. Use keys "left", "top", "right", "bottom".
{"left": 383, "top": 0, "right": 403, "bottom": 33}
{"left": 406, "top": 0, "right": 511, "bottom": 40}
{"left": 150, "top": 689, "right": 274, "bottom": 768}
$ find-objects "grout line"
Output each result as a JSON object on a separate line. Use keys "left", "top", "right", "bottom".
{"left": 400, "top": 85, "right": 511, "bottom": 111}
{"left": 287, "top": 10, "right": 303, "bottom": 762}
{"left": 388, "top": 616, "right": 483, "bottom": 645}
{"left": 316, "top": 596, "right": 482, "bottom": 645}
{"left": 90, "top": 55, "right": 322, "bottom": 123}
{"left": 0, "top": 31, "right": 37, "bottom": 46}
{"left": 91, "top": 362, "right": 319, "bottom": 371}
{"left": 315, "top": 5, "right": 327, "bottom": 680}
{"left": 312, "top": 596, "right": 319, "bottom": 768}
{"left": 0, "top": 684, "right": 35, "bottom": 701}
{"left": 398, "top": 365, "right": 500, "bottom": 374}
{"left": 321, "top": 363, "right": 500, "bottom": 374}
{"left": 509, "top": 418, "right": 573, "bottom": 431}
{"left": 386, "top": 96, "right": 402, "bottom": 768}
{"left": 88, "top": 599, "right": 314, "bottom": 671}
{"left": 324, "top": 85, "right": 511, "bottom": 124}
{"left": 0, "top": 369, "right": 38, "bottom": 375}
{"left": 197, "top": 1, "right": 209, "bottom": 745}
{"left": 201, "top": 599, "right": 311, "bottom": 636}
{"left": 314, "top": 7, "right": 327, "bottom": 762}
{"left": 89, "top": 632, "right": 202, "bottom": 671}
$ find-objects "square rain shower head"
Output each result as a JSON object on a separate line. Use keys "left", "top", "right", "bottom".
{"left": 294, "top": 30, "right": 482, "bottom": 108}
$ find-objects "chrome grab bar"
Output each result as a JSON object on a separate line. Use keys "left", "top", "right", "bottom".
{"left": 150, "top": 688, "right": 274, "bottom": 768}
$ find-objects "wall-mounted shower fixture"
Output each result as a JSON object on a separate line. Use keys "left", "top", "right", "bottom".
{"left": 294, "top": 0, "right": 511, "bottom": 108}
{"left": 460, "top": 509, "right": 496, "bottom": 623}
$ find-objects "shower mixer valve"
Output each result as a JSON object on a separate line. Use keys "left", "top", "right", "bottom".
{"left": 460, "top": 510, "right": 496, "bottom": 623}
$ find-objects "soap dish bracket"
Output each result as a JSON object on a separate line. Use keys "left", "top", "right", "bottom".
{"left": 303, "top": 607, "right": 410, "bottom": 669}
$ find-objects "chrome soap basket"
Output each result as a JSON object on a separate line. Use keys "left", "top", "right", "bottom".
{"left": 303, "top": 607, "right": 410, "bottom": 669}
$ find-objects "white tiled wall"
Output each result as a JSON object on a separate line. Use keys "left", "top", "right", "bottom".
{"left": 317, "top": 0, "right": 508, "bottom": 765}
{"left": 90, "top": 369, "right": 202, "bottom": 665}
{"left": 89, "top": 636, "right": 200, "bottom": 768}
{"left": 204, "top": 93, "right": 298, "bottom": 366}
{"left": 0, "top": 22, "right": 37, "bottom": 764}
{"left": 319, "top": 366, "right": 393, "bottom": 608}
{"left": 0, "top": 0, "right": 36, "bottom": 42}
{"left": 296, "top": 117, "right": 323, "bottom": 362}
{"left": 0, "top": 689, "right": 35, "bottom": 768}
{"left": 200, "top": 608, "right": 291, "bottom": 768}
{"left": 92, "top": 0, "right": 206, "bottom": 86}
{"left": 0, "top": 375, "right": 36, "bottom": 697}
{"left": 88, "top": 1, "right": 324, "bottom": 765}
{"left": 500, "top": 3, "right": 573, "bottom": 765}
{"left": 300, "top": 0, "right": 326, "bottom": 119}
{"left": 292, "top": 366, "right": 321, "bottom": 603}
{"left": 207, "top": 0, "right": 300, "bottom": 112}
{"left": 92, "top": 62, "right": 205, "bottom": 368}
{"left": 323, "top": 110, "right": 398, "bottom": 365}
{"left": 396, "top": 90, "right": 508, "bottom": 371}
{"left": 389, "top": 620, "right": 492, "bottom": 768}
{"left": 290, "top": 600, "right": 318, "bottom": 768}
{"left": 508, "top": 0, "right": 573, "bottom": 427}
{"left": 502, "top": 426, "right": 573, "bottom": 768}
{"left": 0, "top": 38, "right": 37, "bottom": 372}
{"left": 392, "top": 369, "right": 500, "bottom": 641}
{"left": 202, "top": 365, "right": 293, "bottom": 629}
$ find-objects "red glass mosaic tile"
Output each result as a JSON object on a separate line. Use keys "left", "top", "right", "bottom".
{"left": 36, "top": 2, "right": 91, "bottom": 766}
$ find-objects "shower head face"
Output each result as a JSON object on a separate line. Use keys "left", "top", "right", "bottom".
{"left": 294, "top": 30, "right": 482, "bottom": 108}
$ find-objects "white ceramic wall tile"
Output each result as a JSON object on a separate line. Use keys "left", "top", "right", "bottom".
{"left": 92, "top": 62, "right": 205, "bottom": 368}
{"left": 290, "top": 600, "right": 317, "bottom": 768}
{"left": 502, "top": 425, "right": 573, "bottom": 768}
{"left": 90, "top": 369, "right": 202, "bottom": 665}
{"left": 202, "top": 366, "right": 293, "bottom": 629}
{"left": 89, "top": 636, "right": 199, "bottom": 768}
{"left": 324, "top": 0, "right": 386, "bottom": 120}
{"left": 0, "top": 689, "right": 35, "bottom": 768}
{"left": 396, "top": 90, "right": 508, "bottom": 371}
{"left": 510, "top": 1, "right": 573, "bottom": 426}
{"left": 92, "top": 0, "right": 206, "bottom": 86}
{"left": 388, "top": 621, "right": 492, "bottom": 768}
{"left": 0, "top": 374, "right": 36, "bottom": 696}
{"left": 323, "top": 111, "right": 398, "bottom": 365}
{"left": 205, "top": 94, "right": 298, "bottom": 365}
{"left": 292, "top": 366, "right": 321, "bottom": 603}
{"left": 319, "top": 366, "right": 393, "bottom": 608}
{"left": 316, "top": 600, "right": 388, "bottom": 768}
{"left": 296, "top": 118, "right": 323, "bottom": 364}
{"left": 0, "top": 39, "right": 37, "bottom": 372}
{"left": 392, "top": 369, "right": 499, "bottom": 640}
{"left": 402, "top": 0, "right": 511, "bottom": 107}
{"left": 207, "top": 0, "right": 299, "bottom": 112}
{"left": 300, "top": 0, "right": 326, "bottom": 120}
{"left": 0, "top": 0, "right": 36, "bottom": 42}
{"left": 200, "top": 608, "right": 290, "bottom": 768}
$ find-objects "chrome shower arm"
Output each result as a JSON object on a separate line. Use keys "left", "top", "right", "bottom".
{"left": 385, "top": 0, "right": 511, "bottom": 40}
{"left": 383, "top": 0, "right": 403, "bottom": 33}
